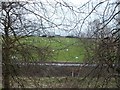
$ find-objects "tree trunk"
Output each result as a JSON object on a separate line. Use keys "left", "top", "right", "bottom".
{"left": 2, "top": 48, "right": 10, "bottom": 88}
{"left": 116, "top": 28, "right": 120, "bottom": 88}
{"left": 2, "top": 30, "right": 11, "bottom": 88}
{"left": 116, "top": 0, "right": 120, "bottom": 88}
{"left": 2, "top": 2, "right": 11, "bottom": 88}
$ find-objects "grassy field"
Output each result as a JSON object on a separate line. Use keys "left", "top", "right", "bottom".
{"left": 10, "top": 77, "right": 117, "bottom": 88}
{"left": 20, "top": 36, "right": 86, "bottom": 62}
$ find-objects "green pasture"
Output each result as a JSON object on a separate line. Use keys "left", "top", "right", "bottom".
{"left": 19, "top": 36, "right": 87, "bottom": 62}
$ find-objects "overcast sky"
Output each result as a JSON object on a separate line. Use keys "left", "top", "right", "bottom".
{"left": 18, "top": 0, "right": 116, "bottom": 36}
{"left": 1, "top": 0, "right": 117, "bottom": 36}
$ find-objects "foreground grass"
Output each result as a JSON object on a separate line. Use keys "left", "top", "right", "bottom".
{"left": 10, "top": 77, "right": 117, "bottom": 88}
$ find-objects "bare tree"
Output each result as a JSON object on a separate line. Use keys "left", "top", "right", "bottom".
{"left": 1, "top": 2, "right": 57, "bottom": 88}
{"left": 78, "top": 0, "right": 120, "bottom": 88}
{"left": 1, "top": 0, "right": 120, "bottom": 88}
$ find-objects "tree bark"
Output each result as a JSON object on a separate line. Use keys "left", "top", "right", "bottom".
{"left": 116, "top": 0, "right": 120, "bottom": 88}
{"left": 2, "top": 46, "right": 10, "bottom": 88}
{"left": 2, "top": 2, "right": 11, "bottom": 88}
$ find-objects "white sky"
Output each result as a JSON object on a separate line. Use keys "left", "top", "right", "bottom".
{"left": 31, "top": 0, "right": 90, "bottom": 5}
{"left": 1, "top": 0, "right": 116, "bottom": 36}
{"left": 23, "top": 0, "right": 116, "bottom": 36}
{"left": 54, "top": 0, "right": 90, "bottom": 5}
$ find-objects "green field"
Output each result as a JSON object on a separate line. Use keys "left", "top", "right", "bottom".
{"left": 20, "top": 36, "right": 86, "bottom": 62}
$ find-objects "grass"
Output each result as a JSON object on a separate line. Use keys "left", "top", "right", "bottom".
{"left": 10, "top": 77, "right": 117, "bottom": 88}
{"left": 20, "top": 36, "right": 86, "bottom": 62}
